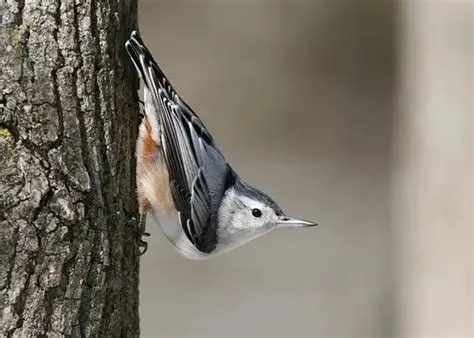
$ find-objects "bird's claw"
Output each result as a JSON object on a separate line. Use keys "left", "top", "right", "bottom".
{"left": 138, "top": 214, "right": 150, "bottom": 255}
{"left": 138, "top": 233, "right": 150, "bottom": 255}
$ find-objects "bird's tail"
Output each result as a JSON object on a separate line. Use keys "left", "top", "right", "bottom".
{"left": 125, "top": 30, "right": 207, "bottom": 122}
{"left": 125, "top": 30, "right": 176, "bottom": 141}
{"left": 125, "top": 30, "right": 176, "bottom": 98}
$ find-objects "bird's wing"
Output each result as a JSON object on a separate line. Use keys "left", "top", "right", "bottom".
{"left": 125, "top": 31, "right": 235, "bottom": 253}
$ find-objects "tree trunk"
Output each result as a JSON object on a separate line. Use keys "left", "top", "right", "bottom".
{"left": 0, "top": 1, "right": 140, "bottom": 336}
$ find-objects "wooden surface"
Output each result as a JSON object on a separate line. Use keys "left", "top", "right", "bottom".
{"left": 0, "top": 1, "right": 140, "bottom": 336}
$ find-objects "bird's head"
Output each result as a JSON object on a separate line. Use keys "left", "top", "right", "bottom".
{"left": 216, "top": 179, "right": 317, "bottom": 251}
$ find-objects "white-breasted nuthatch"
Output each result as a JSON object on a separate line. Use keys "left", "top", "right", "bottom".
{"left": 125, "top": 31, "right": 317, "bottom": 260}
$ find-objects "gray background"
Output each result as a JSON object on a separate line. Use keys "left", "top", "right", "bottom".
{"left": 137, "top": 1, "right": 472, "bottom": 338}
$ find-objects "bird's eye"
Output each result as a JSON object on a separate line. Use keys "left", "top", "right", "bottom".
{"left": 251, "top": 208, "right": 262, "bottom": 218}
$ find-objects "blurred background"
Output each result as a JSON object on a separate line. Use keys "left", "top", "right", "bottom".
{"left": 138, "top": 1, "right": 472, "bottom": 337}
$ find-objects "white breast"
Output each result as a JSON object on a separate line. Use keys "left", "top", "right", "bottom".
{"left": 151, "top": 205, "right": 267, "bottom": 260}
{"left": 151, "top": 210, "right": 211, "bottom": 260}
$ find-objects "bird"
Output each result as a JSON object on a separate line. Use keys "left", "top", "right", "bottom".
{"left": 125, "top": 30, "right": 317, "bottom": 260}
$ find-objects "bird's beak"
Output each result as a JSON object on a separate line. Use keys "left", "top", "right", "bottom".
{"left": 277, "top": 216, "right": 318, "bottom": 228}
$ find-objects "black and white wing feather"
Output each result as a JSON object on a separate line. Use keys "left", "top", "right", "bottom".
{"left": 125, "top": 31, "right": 236, "bottom": 253}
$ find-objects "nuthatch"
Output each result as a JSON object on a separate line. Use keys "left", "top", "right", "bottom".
{"left": 125, "top": 31, "right": 317, "bottom": 259}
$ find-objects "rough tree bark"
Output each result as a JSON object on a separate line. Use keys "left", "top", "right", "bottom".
{"left": 0, "top": 1, "right": 140, "bottom": 336}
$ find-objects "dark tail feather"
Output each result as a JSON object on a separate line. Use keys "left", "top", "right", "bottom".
{"left": 125, "top": 30, "right": 178, "bottom": 102}
{"left": 125, "top": 30, "right": 212, "bottom": 143}
{"left": 125, "top": 31, "right": 147, "bottom": 83}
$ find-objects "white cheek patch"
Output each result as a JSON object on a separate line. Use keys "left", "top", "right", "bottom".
{"left": 218, "top": 191, "right": 272, "bottom": 233}
{"left": 233, "top": 196, "right": 269, "bottom": 230}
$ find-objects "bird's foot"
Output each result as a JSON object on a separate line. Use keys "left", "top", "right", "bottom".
{"left": 138, "top": 213, "right": 150, "bottom": 255}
